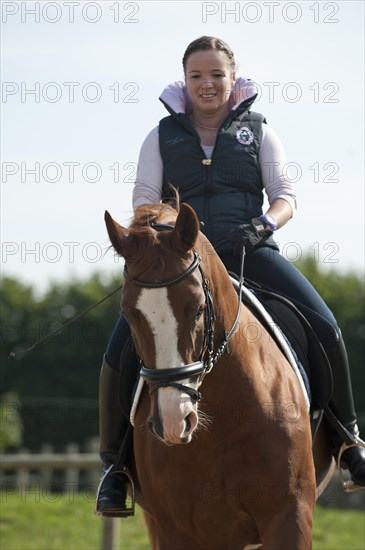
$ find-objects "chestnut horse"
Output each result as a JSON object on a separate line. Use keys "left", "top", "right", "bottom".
{"left": 105, "top": 202, "right": 334, "bottom": 550}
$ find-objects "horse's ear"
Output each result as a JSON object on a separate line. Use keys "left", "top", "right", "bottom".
{"left": 104, "top": 211, "right": 133, "bottom": 259}
{"left": 172, "top": 203, "right": 200, "bottom": 253}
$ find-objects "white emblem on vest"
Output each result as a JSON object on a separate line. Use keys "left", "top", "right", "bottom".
{"left": 236, "top": 127, "right": 254, "bottom": 146}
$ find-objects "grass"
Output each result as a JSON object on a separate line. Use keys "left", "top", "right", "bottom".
{"left": 0, "top": 492, "right": 149, "bottom": 550}
{"left": 0, "top": 492, "right": 364, "bottom": 550}
{"left": 313, "top": 506, "right": 365, "bottom": 549}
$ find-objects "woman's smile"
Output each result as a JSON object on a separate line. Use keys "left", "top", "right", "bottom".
{"left": 185, "top": 49, "right": 235, "bottom": 120}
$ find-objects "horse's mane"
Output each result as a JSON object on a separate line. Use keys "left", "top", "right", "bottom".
{"left": 129, "top": 202, "right": 178, "bottom": 240}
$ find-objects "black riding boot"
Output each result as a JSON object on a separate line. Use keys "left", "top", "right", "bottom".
{"left": 326, "top": 335, "right": 365, "bottom": 487}
{"left": 96, "top": 355, "right": 130, "bottom": 514}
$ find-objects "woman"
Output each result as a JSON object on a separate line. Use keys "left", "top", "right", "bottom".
{"left": 97, "top": 36, "right": 365, "bottom": 514}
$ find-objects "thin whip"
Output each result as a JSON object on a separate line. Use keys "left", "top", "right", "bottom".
{"left": 8, "top": 284, "right": 123, "bottom": 360}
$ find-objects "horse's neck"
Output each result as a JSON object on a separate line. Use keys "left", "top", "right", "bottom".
{"left": 210, "top": 267, "right": 241, "bottom": 342}
{"left": 208, "top": 268, "right": 274, "bottom": 395}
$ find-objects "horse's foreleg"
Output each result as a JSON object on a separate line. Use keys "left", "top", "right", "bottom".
{"left": 257, "top": 501, "right": 313, "bottom": 550}
{"left": 143, "top": 511, "right": 159, "bottom": 550}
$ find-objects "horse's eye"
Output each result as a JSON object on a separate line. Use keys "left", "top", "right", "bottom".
{"left": 195, "top": 305, "right": 205, "bottom": 321}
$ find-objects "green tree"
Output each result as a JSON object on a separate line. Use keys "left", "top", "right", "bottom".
{"left": 295, "top": 257, "right": 365, "bottom": 426}
{"left": 1, "top": 273, "right": 123, "bottom": 449}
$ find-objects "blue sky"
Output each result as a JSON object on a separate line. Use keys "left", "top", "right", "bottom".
{"left": 1, "top": 1, "right": 364, "bottom": 293}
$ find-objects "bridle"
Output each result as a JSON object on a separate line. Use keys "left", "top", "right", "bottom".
{"left": 124, "top": 223, "right": 245, "bottom": 403}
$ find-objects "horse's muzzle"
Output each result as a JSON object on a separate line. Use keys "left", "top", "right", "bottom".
{"left": 147, "top": 407, "right": 198, "bottom": 446}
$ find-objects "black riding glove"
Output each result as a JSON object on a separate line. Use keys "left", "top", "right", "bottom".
{"left": 228, "top": 217, "right": 273, "bottom": 254}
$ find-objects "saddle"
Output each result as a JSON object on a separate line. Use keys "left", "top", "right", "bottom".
{"left": 229, "top": 276, "right": 334, "bottom": 422}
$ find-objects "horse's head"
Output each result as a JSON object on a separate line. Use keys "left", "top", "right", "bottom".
{"left": 105, "top": 203, "right": 216, "bottom": 446}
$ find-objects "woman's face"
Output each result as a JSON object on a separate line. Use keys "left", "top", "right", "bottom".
{"left": 185, "top": 49, "right": 235, "bottom": 116}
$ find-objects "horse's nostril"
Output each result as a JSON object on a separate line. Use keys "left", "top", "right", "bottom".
{"left": 184, "top": 415, "right": 192, "bottom": 434}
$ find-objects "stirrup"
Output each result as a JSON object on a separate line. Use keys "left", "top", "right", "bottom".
{"left": 337, "top": 438, "right": 365, "bottom": 493}
{"left": 94, "top": 464, "right": 135, "bottom": 517}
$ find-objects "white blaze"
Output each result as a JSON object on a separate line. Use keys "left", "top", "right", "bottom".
{"left": 136, "top": 287, "right": 182, "bottom": 369}
{"left": 136, "top": 287, "right": 197, "bottom": 443}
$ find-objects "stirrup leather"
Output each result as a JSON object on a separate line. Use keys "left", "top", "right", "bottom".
{"left": 337, "top": 436, "right": 365, "bottom": 493}
{"left": 94, "top": 464, "right": 135, "bottom": 517}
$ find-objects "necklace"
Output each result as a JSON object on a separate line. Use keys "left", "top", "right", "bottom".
{"left": 191, "top": 118, "right": 219, "bottom": 131}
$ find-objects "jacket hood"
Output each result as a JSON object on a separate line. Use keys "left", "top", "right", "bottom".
{"left": 159, "top": 77, "right": 258, "bottom": 117}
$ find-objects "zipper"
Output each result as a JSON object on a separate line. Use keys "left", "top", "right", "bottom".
{"left": 199, "top": 135, "right": 220, "bottom": 244}
{"left": 181, "top": 115, "right": 227, "bottom": 244}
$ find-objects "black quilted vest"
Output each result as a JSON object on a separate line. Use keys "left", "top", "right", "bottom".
{"left": 159, "top": 96, "right": 277, "bottom": 252}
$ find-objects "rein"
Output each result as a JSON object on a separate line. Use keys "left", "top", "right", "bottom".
{"left": 130, "top": 223, "right": 246, "bottom": 402}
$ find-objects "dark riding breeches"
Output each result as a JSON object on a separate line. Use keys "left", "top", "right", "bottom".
{"left": 220, "top": 247, "right": 340, "bottom": 346}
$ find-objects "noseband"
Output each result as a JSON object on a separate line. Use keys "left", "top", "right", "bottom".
{"left": 125, "top": 223, "right": 243, "bottom": 403}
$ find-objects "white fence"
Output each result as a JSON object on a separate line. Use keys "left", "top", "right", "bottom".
{"left": 0, "top": 440, "right": 100, "bottom": 489}
{"left": 0, "top": 438, "right": 125, "bottom": 550}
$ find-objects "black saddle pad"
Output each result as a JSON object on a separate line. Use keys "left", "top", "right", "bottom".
{"left": 231, "top": 276, "right": 333, "bottom": 414}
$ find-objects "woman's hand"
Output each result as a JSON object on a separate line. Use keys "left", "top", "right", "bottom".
{"left": 228, "top": 217, "right": 273, "bottom": 254}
